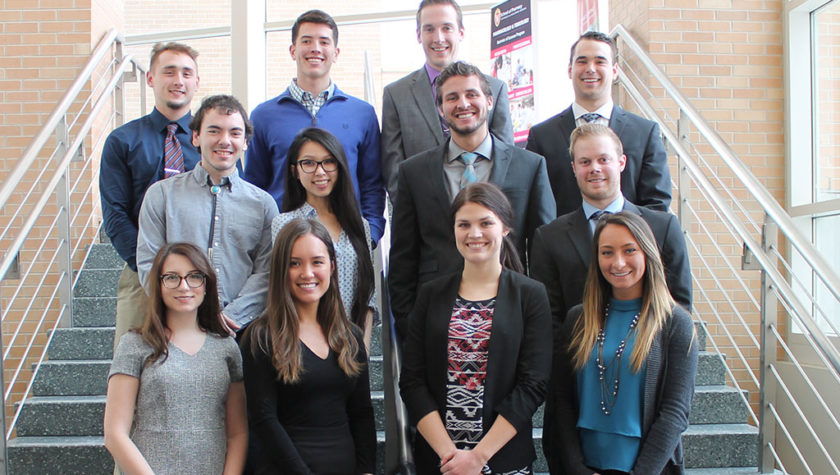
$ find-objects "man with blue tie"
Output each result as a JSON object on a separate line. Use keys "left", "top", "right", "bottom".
{"left": 100, "top": 42, "right": 201, "bottom": 350}
{"left": 388, "top": 61, "right": 554, "bottom": 339}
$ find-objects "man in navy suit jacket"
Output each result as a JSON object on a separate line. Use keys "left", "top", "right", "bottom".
{"left": 529, "top": 123, "right": 691, "bottom": 474}
{"left": 526, "top": 31, "right": 671, "bottom": 216}
{"left": 389, "top": 61, "right": 555, "bottom": 339}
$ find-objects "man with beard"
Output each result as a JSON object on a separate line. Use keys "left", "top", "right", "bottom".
{"left": 388, "top": 61, "right": 555, "bottom": 339}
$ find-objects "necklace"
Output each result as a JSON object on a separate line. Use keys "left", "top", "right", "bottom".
{"left": 596, "top": 304, "right": 640, "bottom": 415}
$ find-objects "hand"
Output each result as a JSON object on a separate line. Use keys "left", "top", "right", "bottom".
{"left": 439, "top": 449, "right": 486, "bottom": 475}
{"left": 221, "top": 313, "right": 240, "bottom": 336}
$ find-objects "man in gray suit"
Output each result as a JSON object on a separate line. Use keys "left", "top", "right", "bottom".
{"left": 389, "top": 61, "right": 554, "bottom": 339}
{"left": 381, "top": 0, "right": 513, "bottom": 203}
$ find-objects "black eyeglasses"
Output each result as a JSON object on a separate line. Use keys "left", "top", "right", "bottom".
{"left": 296, "top": 158, "right": 338, "bottom": 174}
{"left": 160, "top": 272, "right": 206, "bottom": 289}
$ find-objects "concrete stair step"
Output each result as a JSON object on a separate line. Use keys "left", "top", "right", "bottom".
{"left": 696, "top": 351, "right": 727, "bottom": 386}
{"left": 686, "top": 469, "right": 781, "bottom": 474}
{"left": 370, "top": 354, "right": 383, "bottom": 392}
{"left": 83, "top": 244, "right": 123, "bottom": 270}
{"left": 691, "top": 385, "right": 750, "bottom": 424}
{"left": 74, "top": 269, "right": 121, "bottom": 298}
{"left": 72, "top": 297, "right": 116, "bottom": 328}
{"left": 694, "top": 320, "right": 707, "bottom": 351}
{"left": 48, "top": 328, "right": 114, "bottom": 360}
{"left": 370, "top": 322, "right": 382, "bottom": 357}
{"left": 7, "top": 436, "right": 112, "bottom": 474}
{"left": 16, "top": 396, "right": 106, "bottom": 437}
{"left": 683, "top": 423, "right": 758, "bottom": 468}
{"left": 33, "top": 360, "right": 109, "bottom": 396}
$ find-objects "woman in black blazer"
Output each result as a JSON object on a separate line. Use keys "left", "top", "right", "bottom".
{"left": 400, "top": 183, "right": 552, "bottom": 475}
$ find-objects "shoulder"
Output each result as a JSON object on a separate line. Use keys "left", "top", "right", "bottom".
{"left": 116, "top": 331, "right": 149, "bottom": 351}
{"left": 385, "top": 69, "right": 422, "bottom": 91}
{"left": 614, "top": 105, "right": 657, "bottom": 130}
{"left": 209, "top": 333, "right": 241, "bottom": 353}
{"left": 113, "top": 331, "right": 153, "bottom": 363}
{"left": 507, "top": 144, "right": 546, "bottom": 165}
{"left": 485, "top": 74, "right": 505, "bottom": 90}
{"left": 637, "top": 206, "right": 676, "bottom": 226}
{"left": 403, "top": 145, "right": 444, "bottom": 170}
{"left": 251, "top": 94, "right": 285, "bottom": 116}
{"left": 274, "top": 209, "right": 305, "bottom": 228}
{"left": 333, "top": 88, "right": 376, "bottom": 112}
{"left": 536, "top": 212, "right": 572, "bottom": 237}
{"left": 239, "top": 179, "right": 277, "bottom": 204}
{"left": 419, "top": 271, "right": 461, "bottom": 295}
{"left": 667, "top": 305, "right": 694, "bottom": 333}
{"left": 529, "top": 106, "right": 573, "bottom": 134}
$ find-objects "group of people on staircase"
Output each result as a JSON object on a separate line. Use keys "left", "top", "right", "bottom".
{"left": 100, "top": 2, "right": 698, "bottom": 474}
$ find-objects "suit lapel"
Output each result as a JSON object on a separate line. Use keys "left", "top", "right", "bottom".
{"left": 558, "top": 107, "right": 576, "bottom": 148}
{"left": 608, "top": 104, "right": 627, "bottom": 137}
{"left": 411, "top": 68, "right": 445, "bottom": 144}
{"left": 489, "top": 137, "right": 512, "bottom": 185}
{"left": 423, "top": 144, "right": 455, "bottom": 213}
{"left": 568, "top": 209, "right": 593, "bottom": 267}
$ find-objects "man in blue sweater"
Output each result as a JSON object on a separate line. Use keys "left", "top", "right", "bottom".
{"left": 243, "top": 9, "right": 385, "bottom": 242}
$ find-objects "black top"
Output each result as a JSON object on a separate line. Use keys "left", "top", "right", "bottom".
{"left": 242, "top": 329, "right": 376, "bottom": 475}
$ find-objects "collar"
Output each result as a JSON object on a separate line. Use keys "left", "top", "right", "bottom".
{"left": 424, "top": 63, "right": 442, "bottom": 85}
{"left": 581, "top": 194, "right": 624, "bottom": 220}
{"left": 189, "top": 162, "right": 241, "bottom": 189}
{"left": 447, "top": 132, "right": 494, "bottom": 163}
{"left": 289, "top": 78, "right": 335, "bottom": 101}
{"left": 150, "top": 107, "right": 192, "bottom": 134}
{"left": 298, "top": 202, "right": 319, "bottom": 218}
{"left": 572, "top": 100, "right": 614, "bottom": 121}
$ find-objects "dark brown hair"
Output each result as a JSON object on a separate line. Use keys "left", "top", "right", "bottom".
{"left": 569, "top": 30, "right": 617, "bottom": 66}
{"left": 292, "top": 9, "right": 339, "bottom": 45}
{"left": 189, "top": 94, "right": 254, "bottom": 142}
{"left": 435, "top": 61, "right": 492, "bottom": 106}
{"left": 149, "top": 42, "right": 199, "bottom": 71}
{"left": 416, "top": 0, "right": 464, "bottom": 31}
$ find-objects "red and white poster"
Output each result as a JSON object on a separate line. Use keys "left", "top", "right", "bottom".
{"left": 490, "top": 0, "right": 534, "bottom": 146}
{"left": 578, "top": 0, "right": 599, "bottom": 33}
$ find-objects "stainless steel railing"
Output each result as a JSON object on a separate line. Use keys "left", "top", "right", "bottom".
{"left": 611, "top": 24, "right": 840, "bottom": 474}
{"left": 0, "top": 28, "right": 146, "bottom": 468}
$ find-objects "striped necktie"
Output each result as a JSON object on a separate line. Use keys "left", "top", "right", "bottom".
{"left": 590, "top": 210, "right": 612, "bottom": 221}
{"left": 460, "top": 152, "right": 478, "bottom": 189}
{"left": 163, "top": 123, "right": 184, "bottom": 178}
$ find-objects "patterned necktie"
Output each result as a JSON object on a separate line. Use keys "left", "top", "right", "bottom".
{"left": 590, "top": 210, "right": 612, "bottom": 222}
{"left": 460, "top": 152, "right": 478, "bottom": 189}
{"left": 163, "top": 123, "right": 184, "bottom": 178}
{"left": 581, "top": 112, "right": 601, "bottom": 123}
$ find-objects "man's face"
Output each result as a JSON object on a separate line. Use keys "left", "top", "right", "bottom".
{"left": 146, "top": 50, "right": 199, "bottom": 113}
{"left": 568, "top": 39, "right": 617, "bottom": 107}
{"left": 417, "top": 4, "right": 463, "bottom": 71}
{"left": 290, "top": 22, "right": 339, "bottom": 82}
{"left": 438, "top": 74, "right": 493, "bottom": 138}
{"left": 571, "top": 134, "right": 626, "bottom": 206}
{"left": 192, "top": 108, "right": 247, "bottom": 179}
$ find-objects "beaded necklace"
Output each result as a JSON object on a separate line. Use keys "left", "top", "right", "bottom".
{"left": 596, "top": 303, "right": 640, "bottom": 415}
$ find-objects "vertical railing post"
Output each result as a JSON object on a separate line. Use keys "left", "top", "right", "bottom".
{"left": 677, "top": 110, "right": 692, "bottom": 231}
{"left": 114, "top": 39, "right": 126, "bottom": 128}
{"left": 758, "top": 216, "right": 779, "bottom": 473}
{"left": 0, "top": 296, "right": 8, "bottom": 475}
{"left": 55, "top": 116, "right": 73, "bottom": 327}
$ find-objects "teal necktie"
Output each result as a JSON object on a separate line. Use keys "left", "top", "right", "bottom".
{"left": 460, "top": 152, "right": 478, "bottom": 189}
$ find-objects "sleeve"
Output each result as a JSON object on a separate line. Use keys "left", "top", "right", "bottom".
{"left": 490, "top": 81, "right": 515, "bottom": 145}
{"left": 552, "top": 310, "right": 592, "bottom": 475}
{"left": 387, "top": 164, "right": 421, "bottom": 339}
{"left": 346, "top": 330, "right": 377, "bottom": 473}
{"left": 222, "top": 196, "right": 278, "bottom": 325}
{"left": 356, "top": 108, "right": 386, "bottom": 243}
{"left": 524, "top": 156, "right": 557, "bottom": 260}
{"left": 398, "top": 282, "right": 441, "bottom": 425}
{"left": 528, "top": 227, "right": 567, "bottom": 340}
{"left": 524, "top": 125, "right": 543, "bottom": 156}
{"left": 271, "top": 212, "right": 294, "bottom": 243}
{"left": 224, "top": 337, "right": 244, "bottom": 382}
{"left": 661, "top": 214, "right": 693, "bottom": 312}
{"left": 135, "top": 183, "right": 167, "bottom": 293}
{"left": 493, "top": 279, "right": 553, "bottom": 433}
{"left": 380, "top": 85, "right": 404, "bottom": 201}
{"left": 99, "top": 131, "right": 139, "bottom": 270}
{"left": 635, "top": 121, "right": 672, "bottom": 212}
{"left": 108, "top": 332, "right": 147, "bottom": 379}
{"left": 241, "top": 335, "right": 314, "bottom": 475}
{"left": 242, "top": 110, "right": 273, "bottom": 192}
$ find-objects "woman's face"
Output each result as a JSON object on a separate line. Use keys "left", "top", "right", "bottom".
{"left": 294, "top": 140, "right": 339, "bottom": 200}
{"left": 453, "top": 201, "right": 509, "bottom": 265}
{"left": 288, "top": 233, "right": 333, "bottom": 307}
{"left": 159, "top": 253, "right": 206, "bottom": 315}
{"left": 598, "top": 223, "right": 646, "bottom": 300}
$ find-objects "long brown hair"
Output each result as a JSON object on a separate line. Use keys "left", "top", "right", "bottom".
{"left": 570, "top": 212, "right": 677, "bottom": 371}
{"left": 244, "top": 218, "right": 363, "bottom": 383}
{"left": 139, "top": 242, "right": 226, "bottom": 366}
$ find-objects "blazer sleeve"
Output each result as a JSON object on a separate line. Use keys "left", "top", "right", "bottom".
{"left": 660, "top": 213, "right": 692, "bottom": 312}
{"left": 387, "top": 163, "right": 421, "bottom": 338}
{"left": 381, "top": 85, "right": 403, "bottom": 201}
{"left": 490, "top": 80, "right": 514, "bottom": 145}
{"left": 524, "top": 155, "right": 557, "bottom": 251}
{"left": 493, "top": 278, "right": 552, "bottom": 433}
{"left": 398, "top": 281, "right": 441, "bottom": 424}
{"left": 528, "top": 226, "right": 567, "bottom": 342}
{"left": 346, "top": 330, "right": 377, "bottom": 474}
{"left": 632, "top": 307, "right": 698, "bottom": 474}
{"left": 636, "top": 121, "right": 672, "bottom": 212}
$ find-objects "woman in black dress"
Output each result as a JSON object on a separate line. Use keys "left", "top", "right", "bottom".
{"left": 241, "top": 218, "right": 375, "bottom": 474}
{"left": 400, "top": 183, "right": 552, "bottom": 474}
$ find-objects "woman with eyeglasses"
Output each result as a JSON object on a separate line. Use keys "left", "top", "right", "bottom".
{"left": 242, "top": 218, "right": 375, "bottom": 474}
{"left": 552, "top": 212, "right": 698, "bottom": 475}
{"left": 273, "top": 127, "right": 377, "bottom": 350}
{"left": 104, "top": 242, "right": 247, "bottom": 474}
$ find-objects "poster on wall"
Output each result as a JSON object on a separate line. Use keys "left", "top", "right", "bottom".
{"left": 578, "top": 0, "right": 599, "bottom": 33}
{"left": 490, "top": 0, "right": 534, "bottom": 146}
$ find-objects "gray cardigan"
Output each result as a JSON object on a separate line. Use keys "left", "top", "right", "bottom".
{"left": 551, "top": 304, "right": 698, "bottom": 474}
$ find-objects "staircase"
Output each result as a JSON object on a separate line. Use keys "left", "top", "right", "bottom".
{"left": 7, "top": 242, "right": 388, "bottom": 473}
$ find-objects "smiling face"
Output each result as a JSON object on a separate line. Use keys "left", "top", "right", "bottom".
{"left": 571, "top": 133, "right": 626, "bottom": 209}
{"left": 192, "top": 108, "right": 247, "bottom": 184}
{"left": 598, "top": 223, "right": 646, "bottom": 300}
{"left": 160, "top": 253, "right": 206, "bottom": 316}
{"left": 454, "top": 201, "right": 509, "bottom": 266}
{"left": 568, "top": 38, "right": 618, "bottom": 110}
{"left": 290, "top": 22, "right": 339, "bottom": 88}
{"left": 293, "top": 140, "right": 338, "bottom": 201}
{"left": 438, "top": 74, "right": 493, "bottom": 138}
{"left": 288, "top": 233, "right": 333, "bottom": 309}
{"left": 417, "top": 3, "right": 464, "bottom": 71}
{"left": 147, "top": 50, "right": 199, "bottom": 118}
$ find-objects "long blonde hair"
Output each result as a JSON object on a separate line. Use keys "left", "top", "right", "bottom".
{"left": 243, "top": 218, "right": 362, "bottom": 383}
{"left": 570, "top": 212, "right": 676, "bottom": 372}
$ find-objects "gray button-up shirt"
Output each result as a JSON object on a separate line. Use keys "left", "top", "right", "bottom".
{"left": 137, "top": 164, "right": 279, "bottom": 326}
